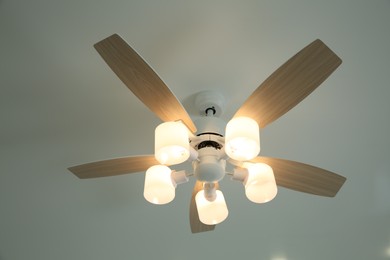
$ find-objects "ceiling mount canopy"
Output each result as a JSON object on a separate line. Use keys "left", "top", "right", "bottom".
{"left": 68, "top": 34, "right": 346, "bottom": 233}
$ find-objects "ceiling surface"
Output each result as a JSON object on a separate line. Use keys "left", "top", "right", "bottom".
{"left": 1, "top": 1, "right": 390, "bottom": 260}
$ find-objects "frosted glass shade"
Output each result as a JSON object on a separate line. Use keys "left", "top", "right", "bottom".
{"left": 155, "top": 122, "right": 190, "bottom": 165}
{"left": 225, "top": 117, "right": 260, "bottom": 161}
{"left": 144, "top": 165, "right": 176, "bottom": 205}
{"left": 243, "top": 163, "right": 277, "bottom": 203}
{"left": 195, "top": 190, "right": 229, "bottom": 225}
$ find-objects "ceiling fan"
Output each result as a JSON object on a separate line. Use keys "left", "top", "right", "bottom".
{"left": 68, "top": 34, "right": 346, "bottom": 233}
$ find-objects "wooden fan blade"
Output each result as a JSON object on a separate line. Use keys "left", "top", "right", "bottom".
{"left": 234, "top": 39, "right": 342, "bottom": 128}
{"left": 250, "top": 157, "right": 346, "bottom": 197}
{"left": 68, "top": 155, "right": 159, "bottom": 179}
{"left": 94, "top": 34, "right": 197, "bottom": 133}
{"left": 189, "top": 181, "right": 217, "bottom": 233}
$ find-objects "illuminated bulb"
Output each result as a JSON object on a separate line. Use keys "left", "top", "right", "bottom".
{"left": 143, "top": 165, "right": 176, "bottom": 205}
{"left": 195, "top": 190, "right": 228, "bottom": 225}
{"left": 243, "top": 162, "right": 277, "bottom": 203}
{"left": 225, "top": 117, "right": 260, "bottom": 161}
{"left": 155, "top": 121, "right": 190, "bottom": 165}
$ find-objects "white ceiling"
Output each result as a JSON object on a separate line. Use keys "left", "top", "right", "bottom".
{"left": 1, "top": 1, "right": 390, "bottom": 259}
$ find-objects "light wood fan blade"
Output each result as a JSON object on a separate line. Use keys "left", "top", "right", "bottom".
{"left": 68, "top": 155, "right": 159, "bottom": 179}
{"left": 250, "top": 157, "right": 346, "bottom": 197}
{"left": 234, "top": 39, "right": 342, "bottom": 128}
{"left": 94, "top": 34, "right": 197, "bottom": 133}
{"left": 189, "top": 181, "right": 218, "bottom": 233}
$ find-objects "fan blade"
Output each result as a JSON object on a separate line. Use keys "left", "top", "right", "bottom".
{"left": 234, "top": 39, "right": 342, "bottom": 128}
{"left": 189, "top": 181, "right": 217, "bottom": 233}
{"left": 68, "top": 155, "right": 159, "bottom": 179}
{"left": 94, "top": 34, "right": 197, "bottom": 133}
{"left": 250, "top": 157, "right": 346, "bottom": 197}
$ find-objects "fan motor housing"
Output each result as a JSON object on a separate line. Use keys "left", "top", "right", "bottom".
{"left": 194, "top": 116, "right": 226, "bottom": 136}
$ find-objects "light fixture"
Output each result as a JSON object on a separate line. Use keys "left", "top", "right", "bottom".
{"left": 225, "top": 117, "right": 260, "bottom": 161}
{"left": 143, "top": 165, "right": 176, "bottom": 205}
{"left": 195, "top": 189, "right": 229, "bottom": 225}
{"left": 70, "top": 37, "right": 346, "bottom": 233}
{"left": 155, "top": 121, "right": 190, "bottom": 165}
{"left": 193, "top": 147, "right": 226, "bottom": 182}
{"left": 243, "top": 162, "right": 278, "bottom": 203}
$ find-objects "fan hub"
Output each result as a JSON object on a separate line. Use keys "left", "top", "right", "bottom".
{"left": 193, "top": 147, "right": 226, "bottom": 182}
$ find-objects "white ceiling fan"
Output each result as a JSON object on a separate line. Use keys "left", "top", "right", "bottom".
{"left": 68, "top": 34, "right": 346, "bottom": 233}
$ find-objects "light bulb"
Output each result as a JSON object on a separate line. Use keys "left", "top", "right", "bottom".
{"left": 243, "top": 162, "right": 277, "bottom": 203}
{"left": 155, "top": 121, "right": 190, "bottom": 165}
{"left": 195, "top": 190, "right": 228, "bottom": 225}
{"left": 143, "top": 165, "right": 176, "bottom": 205}
{"left": 225, "top": 117, "right": 260, "bottom": 161}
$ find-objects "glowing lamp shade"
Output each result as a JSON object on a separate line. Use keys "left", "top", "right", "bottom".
{"left": 144, "top": 165, "right": 176, "bottom": 205}
{"left": 195, "top": 190, "right": 229, "bottom": 225}
{"left": 243, "top": 163, "right": 277, "bottom": 203}
{"left": 155, "top": 122, "right": 190, "bottom": 165}
{"left": 225, "top": 117, "right": 260, "bottom": 161}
